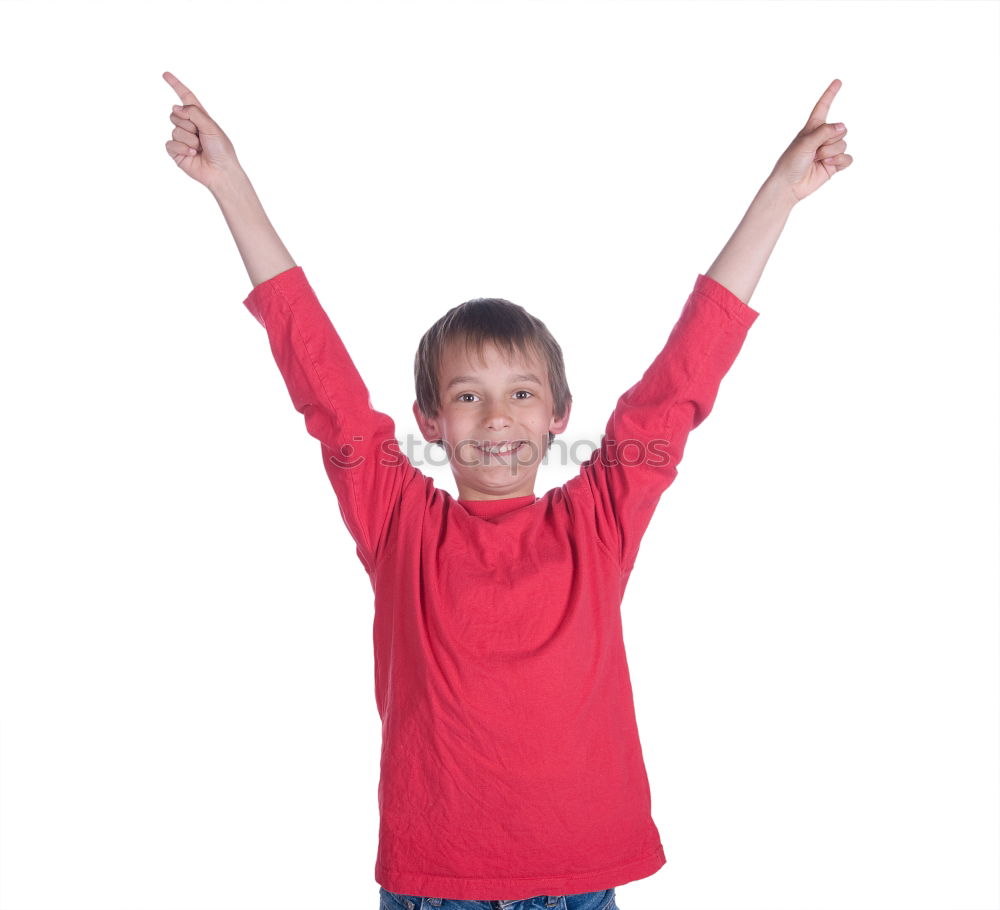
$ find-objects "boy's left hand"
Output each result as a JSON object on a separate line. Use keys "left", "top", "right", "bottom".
{"left": 769, "top": 78, "right": 853, "bottom": 204}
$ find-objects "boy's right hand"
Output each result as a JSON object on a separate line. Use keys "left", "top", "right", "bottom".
{"left": 162, "top": 71, "right": 242, "bottom": 193}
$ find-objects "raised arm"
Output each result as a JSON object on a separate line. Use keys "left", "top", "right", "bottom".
{"left": 163, "top": 72, "right": 421, "bottom": 573}
{"left": 567, "top": 79, "right": 852, "bottom": 573}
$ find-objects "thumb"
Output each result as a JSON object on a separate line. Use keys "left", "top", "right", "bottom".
{"left": 172, "top": 103, "right": 219, "bottom": 136}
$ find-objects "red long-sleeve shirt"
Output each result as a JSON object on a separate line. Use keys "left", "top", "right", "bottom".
{"left": 243, "top": 266, "right": 759, "bottom": 900}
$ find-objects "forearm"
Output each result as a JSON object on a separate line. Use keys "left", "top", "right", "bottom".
{"left": 705, "top": 177, "right": 796, "bottom": 307}
{"left": 211, "top": 169, "right": 297, "bottom": 289}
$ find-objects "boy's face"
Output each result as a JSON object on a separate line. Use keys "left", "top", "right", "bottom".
{"left": 413, "top": 338, "right": 570, "bottom": 502}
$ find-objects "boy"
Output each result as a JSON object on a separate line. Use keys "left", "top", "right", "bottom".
{"left": 163, "top": 72, "right": 851, "bottom": 909}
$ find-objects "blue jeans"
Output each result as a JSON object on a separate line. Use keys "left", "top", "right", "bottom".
{"left": 379, "top": 886, "right": 618, "bottom": 910}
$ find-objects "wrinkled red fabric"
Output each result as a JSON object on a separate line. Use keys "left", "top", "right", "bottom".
{"left": 243, "top": 267, "right": 758, "bottom": 900}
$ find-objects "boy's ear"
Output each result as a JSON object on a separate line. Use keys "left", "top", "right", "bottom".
{"left": 549, "top": 400, "right": 572, "bottom": 437}
{"left": 412, "top": 400, "right": 441, "bottom": 443}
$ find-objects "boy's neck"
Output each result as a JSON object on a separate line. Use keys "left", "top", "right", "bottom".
{"left": 458, "top": 491, "right": 536, "bottom": 502}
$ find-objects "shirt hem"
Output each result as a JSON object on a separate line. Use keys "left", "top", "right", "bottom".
{"left": 375, "top": 844, "right": 666, "bottom": 901}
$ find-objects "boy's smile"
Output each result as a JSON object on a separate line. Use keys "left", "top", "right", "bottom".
{"left": 413, "top": 339, "right": 571, "bottom": 502}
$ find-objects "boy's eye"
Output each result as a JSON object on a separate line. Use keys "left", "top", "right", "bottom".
{"left": 456, "top": 391, "right": 533, "bottom": 403}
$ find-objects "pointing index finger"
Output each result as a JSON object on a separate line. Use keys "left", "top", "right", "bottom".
{"left": 162, "top": 71, "right": 206, "bottom": 111}
{"left": 805, "top": 78, "right": 841, "bottom": 129}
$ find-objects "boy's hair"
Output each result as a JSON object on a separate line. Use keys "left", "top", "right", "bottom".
{"left": 414, "top": 297, "right": 572, "bottom": 450}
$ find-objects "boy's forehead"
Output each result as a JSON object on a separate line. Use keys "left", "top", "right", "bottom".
{"left": 440, "top": 338, "right": 544, "bottom": 374}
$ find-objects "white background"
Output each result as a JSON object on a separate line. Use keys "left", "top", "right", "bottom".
{"left": 1, "top": 1, "right": 997, "bottom": 909}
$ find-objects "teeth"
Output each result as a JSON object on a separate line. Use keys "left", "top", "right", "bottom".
{"left": 479, "top": 442, "right": 521, "bottom": 455}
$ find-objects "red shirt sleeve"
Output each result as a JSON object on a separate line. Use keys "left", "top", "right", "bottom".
{"left": 570, "top": 273, "right": 759, "bottom": 575}
{"left": 243, "top": 266, "right": 420, "bottom": 574}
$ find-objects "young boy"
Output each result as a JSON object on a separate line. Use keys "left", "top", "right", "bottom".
{"left": 163, "top": 72, "right": 851, "bottom": 909}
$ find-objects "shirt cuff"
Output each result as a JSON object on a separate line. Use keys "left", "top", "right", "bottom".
{"left": 242, "top": 265, "right": 307, "bottom": 326}
{"left": 694, "top": 273, "right": 761, "bottom": 327}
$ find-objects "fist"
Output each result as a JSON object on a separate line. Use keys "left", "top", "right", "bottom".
{"left": 163, "top": 71, "right": 242, "bottom": 192}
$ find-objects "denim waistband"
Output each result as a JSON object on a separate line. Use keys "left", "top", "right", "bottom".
{"left": 422, "top": 897, "right": 562, "bottom": 908}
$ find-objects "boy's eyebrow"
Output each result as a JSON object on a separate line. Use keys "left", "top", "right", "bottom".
{"left": 445, "top": 372, "right": 543, "bottom": 390}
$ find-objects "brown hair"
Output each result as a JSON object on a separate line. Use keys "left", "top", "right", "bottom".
{"left": 414, "top": 297, "right": 572, "bottom": 449}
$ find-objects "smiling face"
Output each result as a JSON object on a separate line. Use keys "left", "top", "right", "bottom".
{"left": 413, "top": 337, "right": 571, "bottom": 501}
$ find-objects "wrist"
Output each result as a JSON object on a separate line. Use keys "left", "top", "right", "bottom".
{"left": 759, "top": 174, "right": 798, "bottom": 212}
{"left": 210, "top": 166, "right": 254, "bottom": 205}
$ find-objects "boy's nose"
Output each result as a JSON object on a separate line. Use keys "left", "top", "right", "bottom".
{"left": 484, "top": 412, "right": 512, "bottom": 430}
